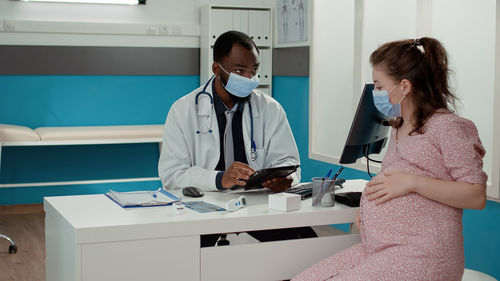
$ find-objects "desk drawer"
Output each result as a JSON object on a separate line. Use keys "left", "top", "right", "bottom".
{"left": 201, "top": 233, "right": 361, "bottom": 281}
{"left": 81, "top": 235, "right": 199, "bottom": 281}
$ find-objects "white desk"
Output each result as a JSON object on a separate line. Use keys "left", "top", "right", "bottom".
{"left": 45, "top": 189, "right": 360, "bottom": 281}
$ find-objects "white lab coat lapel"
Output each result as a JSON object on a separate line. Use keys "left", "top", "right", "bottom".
{"left": 242, "top": 91, "right": 265, "bottom": 170}
{"left": 193, "top": 78, "right": 220, "bottom": 170}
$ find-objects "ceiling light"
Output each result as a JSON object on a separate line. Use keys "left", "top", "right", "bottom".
{"left": 19, "top": 0, "right": 146, "bottom": 5}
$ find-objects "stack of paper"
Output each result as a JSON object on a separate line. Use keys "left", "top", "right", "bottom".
{"left": 337, "top": 179, "right": 368, "bottom": 193}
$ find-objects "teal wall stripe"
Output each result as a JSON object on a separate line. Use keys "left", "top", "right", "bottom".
{"left": 0, "top": 75, "right": 199, "bottom": 127}
{"left": 1, "top": 143, "right": 159, "bottom": 184}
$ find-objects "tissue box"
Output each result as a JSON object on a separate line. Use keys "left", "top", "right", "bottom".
{"left": 268, "top": 193, "right": 301, "bottom": 211}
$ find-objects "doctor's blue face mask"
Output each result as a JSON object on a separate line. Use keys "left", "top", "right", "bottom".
{"left": 372, "top": 84, "right": 406, "bottom": 118}
{"left": 218, "top": 64, "right": 259, "bottom": 98}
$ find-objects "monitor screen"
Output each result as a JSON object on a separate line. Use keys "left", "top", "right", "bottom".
{"left": 339, "top": 83, "right": 391, "bottom": 164}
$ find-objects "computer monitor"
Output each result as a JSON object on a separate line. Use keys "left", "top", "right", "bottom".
{"left": 339, "top": 83, "right": 390, "bottom": 164}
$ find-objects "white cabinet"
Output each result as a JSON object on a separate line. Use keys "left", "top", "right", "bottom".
{"left": 258, "top": 48, "right": 271, "bottom": 85}
{"left": 248, "top": 9, "right": 272, "bottom": 46}
{"left": 201, "top": 5, "right": 273, "bottom": 95}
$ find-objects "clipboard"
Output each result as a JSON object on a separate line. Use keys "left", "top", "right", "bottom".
{"left": 106, "top": 188, "right": 180, "bottom": 208}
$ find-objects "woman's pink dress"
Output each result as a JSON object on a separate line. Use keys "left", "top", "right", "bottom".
{"left": 293, "top": 111, "right": 487, "bottom": 281}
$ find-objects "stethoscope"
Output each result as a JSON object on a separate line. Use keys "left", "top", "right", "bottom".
{"left": 195, "top": 76, "right": 258, "bottom": 161}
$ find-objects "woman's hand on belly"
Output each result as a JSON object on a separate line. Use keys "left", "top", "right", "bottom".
{"left": 365, "top": 170, "right": 416, "bottom": 205}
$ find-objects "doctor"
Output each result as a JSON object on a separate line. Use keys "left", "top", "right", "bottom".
{"left": 159, "top": 30, "right": 300, "bottom": 192}
{"left": 159, "top": 31, "right": 316, "bottom": 246}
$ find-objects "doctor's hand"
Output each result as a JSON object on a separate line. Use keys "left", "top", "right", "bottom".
{"left": 221, "top": 162, "right": 255, "bottom": 189}
{"left": 262, "top": 176, "right": 293, "bottom": 193}
{"left": 365, "top": 170, "right": 416, "bottom": 205}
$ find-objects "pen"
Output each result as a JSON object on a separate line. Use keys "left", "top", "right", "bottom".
{"left": 321, "top": 168, "right": 333, "bottom": 193}
{"left": 323, "top": 168, "right": 333, "bottom": 182}
{"left": 326, "top": 165, "right": 344, "bottom": 190}
{"left": 332, "top": 165, "right": 344, "bottom": 181}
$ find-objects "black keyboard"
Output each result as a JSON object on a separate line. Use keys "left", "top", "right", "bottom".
{"left": 285, "top": 185, "right": 313, "bottom": 199}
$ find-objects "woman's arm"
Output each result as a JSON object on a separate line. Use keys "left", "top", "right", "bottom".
{"left": 365, "top": 170, "right": 486, "bottom": 209}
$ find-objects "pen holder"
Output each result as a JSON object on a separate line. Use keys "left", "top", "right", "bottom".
{"left": 311, "top": 177, "right": 335, "bottom": 207}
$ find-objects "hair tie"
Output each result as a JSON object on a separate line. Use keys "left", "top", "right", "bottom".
{"left": 413, "top": 38, "right": 421, "bottom": 46}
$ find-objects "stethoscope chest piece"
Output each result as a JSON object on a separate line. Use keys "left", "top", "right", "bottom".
{"left": 250, "top": 149, "right": 257, "bottom": 161}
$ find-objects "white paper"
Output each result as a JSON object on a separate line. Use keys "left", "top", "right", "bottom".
{"left": 337, "top": 179, "right": 368, "bottom": 193}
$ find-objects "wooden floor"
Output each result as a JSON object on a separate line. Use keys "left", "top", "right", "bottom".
{"left": 0, "top": 204, "right": 45, "bottom": 281}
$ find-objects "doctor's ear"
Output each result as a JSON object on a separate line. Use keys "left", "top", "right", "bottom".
{"left": 400, "top": 79, "right": 413, "bottom": 96}
{"left": 212, "top": 62, "right": 221, "bottom": 76}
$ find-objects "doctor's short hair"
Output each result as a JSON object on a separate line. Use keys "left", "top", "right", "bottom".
{"left": 213, "top": 30, "right": 259, "bottom": 63}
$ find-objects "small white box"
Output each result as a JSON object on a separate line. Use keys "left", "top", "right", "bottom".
{"left": 268, "top": 193, "right": 301, "bottom": 211}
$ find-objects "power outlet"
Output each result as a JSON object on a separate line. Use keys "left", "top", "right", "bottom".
{"left": 158, "top": 25, "right": 169, "bottom": 35}
{"left": 3, "top": 20, "right": 15, "bottom": 32}
{"left": 145, "top": 26, "right": 158, "bottom": 35}
{"left": 171, "top": 25, "right": 182, "bottom": 35}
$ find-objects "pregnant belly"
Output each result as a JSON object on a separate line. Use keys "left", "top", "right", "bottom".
{"left": 359, "top": 192, "right": 459, "bottom": 255}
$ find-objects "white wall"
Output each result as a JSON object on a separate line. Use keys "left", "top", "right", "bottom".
{"left": 310, "top": 0, "right": 417, "bottom": 166}
{"left": 309, "top": 0, "right": 357, "bottom": 163}
{"left": 0, "top": 0, "right": 273, "bottom": 47}
{"left": 431, "top": 0, "right": 496, "bottom": 197}
{"left": 360, "top": 0, "right": 417, "bottom": 86}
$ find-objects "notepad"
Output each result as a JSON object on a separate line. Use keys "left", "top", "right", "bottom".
{"left": 106, "top": 188, "right": 180, "bottom": 208}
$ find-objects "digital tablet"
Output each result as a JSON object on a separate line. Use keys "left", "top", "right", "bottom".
{"left": 234, "top": 164, "right": 300, "bottom": 190}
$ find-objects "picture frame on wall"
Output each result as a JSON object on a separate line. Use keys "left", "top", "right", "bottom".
{"left": 274, "top": 0, "right": 310, "bottom": 47}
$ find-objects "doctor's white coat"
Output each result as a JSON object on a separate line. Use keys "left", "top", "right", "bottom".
{"left": 158, "top": 79, "right": 301, "bottom": 191}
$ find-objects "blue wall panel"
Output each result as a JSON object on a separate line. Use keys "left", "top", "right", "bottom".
{"left": 0, "top": 75, "right": 199, "bottom": 127}
{"left": 1, "top": 143, "right": 159, "bottom": 183}
{"left": 463, "top": 201, "right": 500, "bottom": 279}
